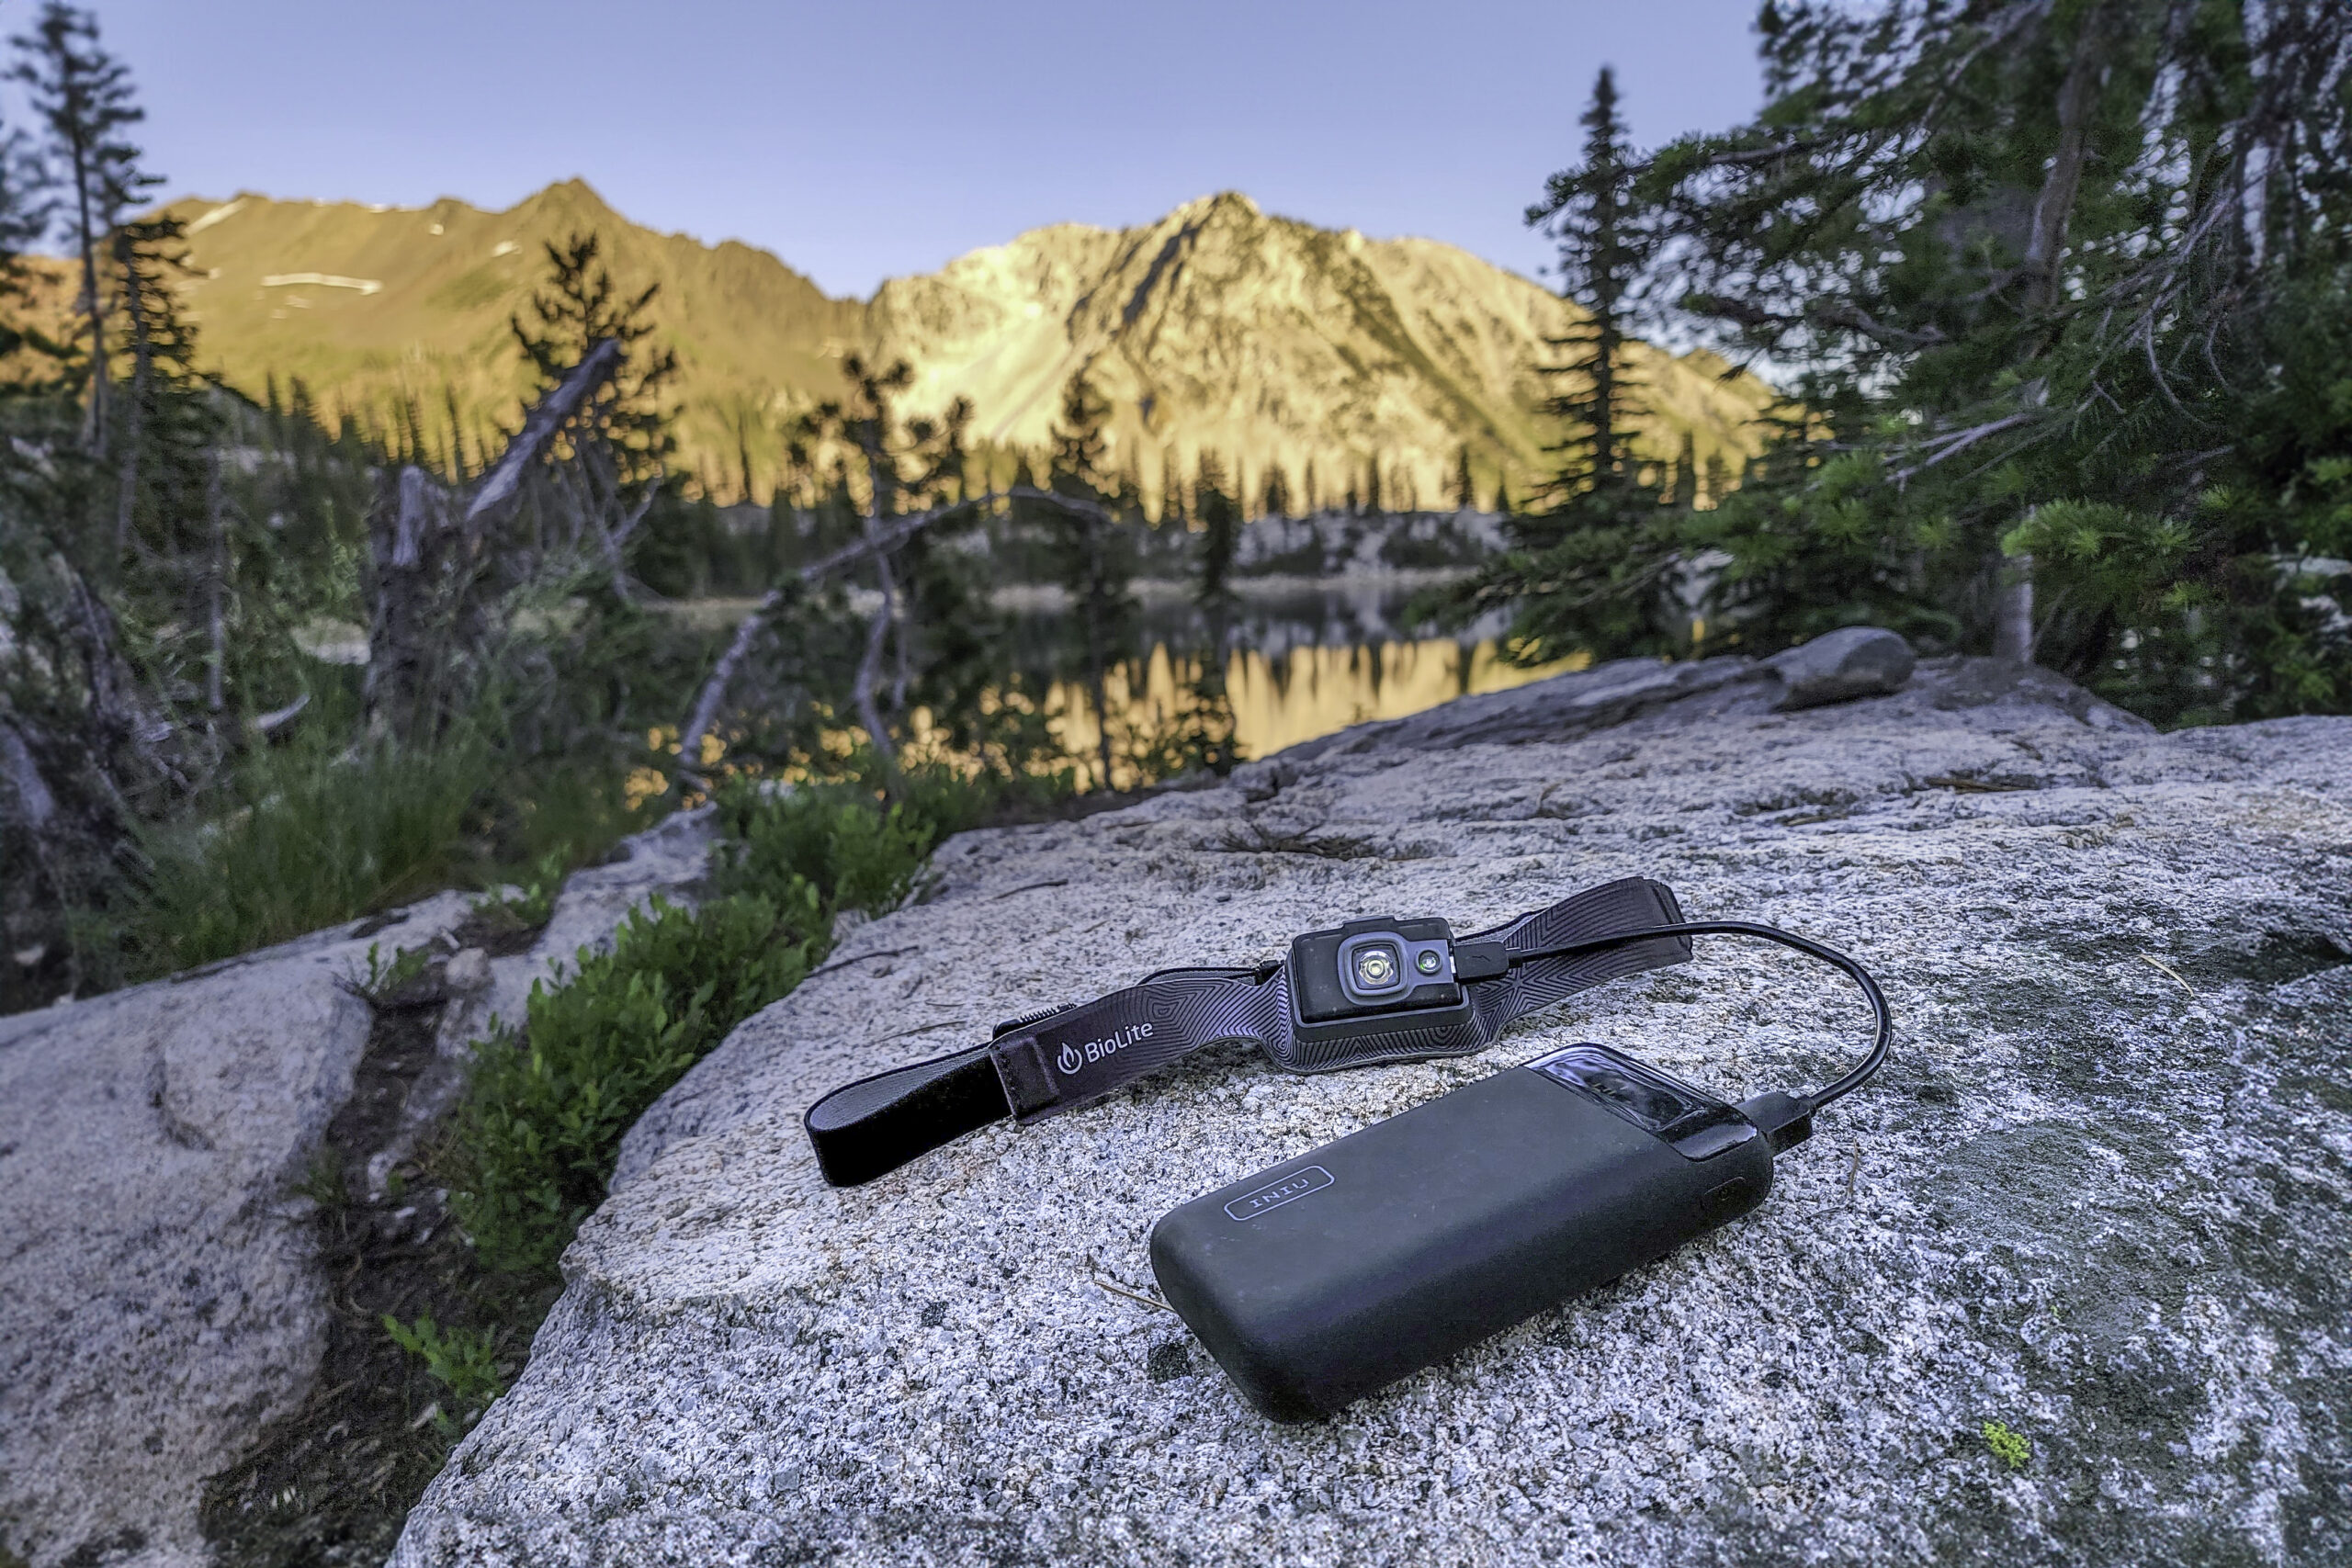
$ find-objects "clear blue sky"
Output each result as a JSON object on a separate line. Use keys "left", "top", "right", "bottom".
{"left": 77, "top": 0, "right": 1766, "bottom": 300}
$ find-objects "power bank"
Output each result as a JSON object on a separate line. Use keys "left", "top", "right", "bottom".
{"left": 1148, "top": 1043, "right": 1776, "bottom": 1420}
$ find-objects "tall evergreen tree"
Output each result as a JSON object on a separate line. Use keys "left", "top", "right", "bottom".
{"left": 1442, "top": 67, "right": 1689, "bottom": 661}
{"left": 510, "top": 231, "right": 679, "bottom": 493}
{"left": 1526, "top": 63, "right": 1656, "bottom": 525}
{"left": 108, "top": 210, "right": 212, "bottom": 568}
{"left": 10, "top": 2, "right": 144, "bottom": 457}
{"left": 1171, "top": 453, "right": 1241, "bottom": 777}
{"left": 1260, "top": 459, "right": 1292, "bottom": 519}
{"left": 1041, "top": 369, "right": 1136, "bottom": 789}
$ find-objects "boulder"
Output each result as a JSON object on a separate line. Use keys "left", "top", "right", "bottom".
{"left": 392, "top": 654, "right": 2352, "bottom": 1567}
{"left": 0, "top": 810, "right": 714, "bottom": 1568}
{"left": 1765, "top": 625, "right": 1917, "bottom": 710}
{"left": 0, "top": 894, "right": 469, "bottom": 1568}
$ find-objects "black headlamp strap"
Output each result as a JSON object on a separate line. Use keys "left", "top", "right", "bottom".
{"left": 802, "top": 877, "right": 1694, "bottom": 1188}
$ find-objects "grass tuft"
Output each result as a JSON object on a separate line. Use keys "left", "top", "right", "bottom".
{"left": 131, "top": 734, "right": 488, "bottom": 977}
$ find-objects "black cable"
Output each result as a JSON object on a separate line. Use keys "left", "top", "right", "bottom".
{"left": 1491, "top": 919, "right": 1892, "bottom": 1111}
{"left": 1137, "top": 964, "right": 1263, "bottom": 986}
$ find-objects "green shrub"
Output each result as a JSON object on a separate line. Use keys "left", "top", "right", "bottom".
{"left": 383, "top": 1314, "right": 508, "bottom": 1437}
{"left": 444, "top": 762, "right": 1049, "bottom": 1280}
{"left": 445, "top": 889, "right": 818, "bottom": 1275}
{"left": 716, "top": 789, "right": 932, "bottom": 915}
{"left": 713, "top": 760, "right": 1069, "bottom": 915}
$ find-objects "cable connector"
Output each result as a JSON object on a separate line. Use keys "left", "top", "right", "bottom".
{"left": 1738, "top": 1090, "right": 1815, "bottom": 1153}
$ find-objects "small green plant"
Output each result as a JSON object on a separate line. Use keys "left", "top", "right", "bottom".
{"left": 348, "top": 942, "right": 433, "bottom": 1005}
{"left": 1983, "top": 1419, "right": 2032, "bottom": 1471}
{"left": 292, "top": 1143, "right": 350, "bottom": 1215}
{"left": 471, "top": 851, "right": 565, "bottom": 931}
{"left": 383, "top": 1314, "right": 507, "bottom": 1437}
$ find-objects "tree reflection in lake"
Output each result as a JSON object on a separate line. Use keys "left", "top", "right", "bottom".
{"left": 669, "top": 576, "right": 1585, "bottom": 781}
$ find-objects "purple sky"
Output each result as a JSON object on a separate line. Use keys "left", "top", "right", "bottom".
{"left": 75, "top": 0, "right": 1766, "bottom": 299}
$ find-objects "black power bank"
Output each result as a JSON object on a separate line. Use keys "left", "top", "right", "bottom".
{"left": 1148, "top": 1043, "right": 1778, "bottom": 1420}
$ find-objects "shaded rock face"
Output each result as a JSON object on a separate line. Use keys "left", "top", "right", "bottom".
{"left": 0, "top": 810, "right": 714, "bottom": 1568}
{"left": 397, "top": 654, "right": 2352, "bottom": 1568}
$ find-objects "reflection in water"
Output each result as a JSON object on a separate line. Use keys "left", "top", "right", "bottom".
{"left": 1050, "top": 637, "right": 1588, "bottom": 767}
{"left": 675, "top": 578, "right": 1586, "bottom": 776}
{"left": 1036, "top": 578, "right": 1585, "bottom": 766}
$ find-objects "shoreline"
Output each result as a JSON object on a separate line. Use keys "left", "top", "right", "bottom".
{"left": 658, "top": 569, "right": 1476, "bottom": 628}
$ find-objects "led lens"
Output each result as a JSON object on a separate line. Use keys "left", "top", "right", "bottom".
{"left": 1416, "top": 950, "right": 1443, "bottom": 976}
{"left": 1351, "top": 944, "right": 1401, "bottom": 989}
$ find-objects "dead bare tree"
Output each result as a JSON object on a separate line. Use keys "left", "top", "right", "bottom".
{"left": 364, "top": 340, "right": 627, "bottom": 743}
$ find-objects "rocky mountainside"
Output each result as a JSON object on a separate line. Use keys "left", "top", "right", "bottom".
{"left": 135, "top": 181, "right": 1770, "bottom": 508}
{"left": 866, "top": 191, "right": 1771, "bottom": 511}
{"left": 389, "top": 653, "right": 2349, "bottom": 1566}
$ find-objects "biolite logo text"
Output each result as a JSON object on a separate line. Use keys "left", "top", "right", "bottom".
{"left": 1050, "top": 1021, "right": 1154, "bottom": 1077}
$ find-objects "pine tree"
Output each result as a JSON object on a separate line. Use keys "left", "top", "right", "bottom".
{"left": 510, "top": 231, "right": 679, "bottom": 492}
{"left": 1526, "top": 64, "right": 1655, "bottom": 525}
{"left": 1454, "top": 445, "right": 1476, "bottom": 511}
{"left": 10, "top": 2, "right": 144, "bottom": 457}
{"left": 1259, "top": 460, "right": 1292, "bottom": 519}
{"left": 1173, "top": 452, "right": 1241, "bottom": 776}
{"left": 1440, "top": 66, "right": 1690, "bottom": 664}
{"left": 1041, "top": 369, "right": 1136, "bottom": 789}
{"left": 108, "top": 210, "right": 211, "bottom": 567}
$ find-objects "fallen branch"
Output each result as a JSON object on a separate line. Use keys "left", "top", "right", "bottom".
{"left": 464, "top": 338, "right": 625, "bottom": 527}
{"left": 249, "top": 692, "right": 311, "bottom": 738}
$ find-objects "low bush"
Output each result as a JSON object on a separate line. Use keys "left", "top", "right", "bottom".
{"left": 442, "top": 761, "right": 1074, "bottom": 1280}
{"left": 382, "top": 1314, "right": 510, "bottom": 1438}
{"left": 445, "top": 889, "right": 820, "bottom": 1275}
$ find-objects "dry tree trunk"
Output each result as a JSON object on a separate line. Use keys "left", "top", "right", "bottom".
{"left": 112, "top": 231, "right": 153, "bottom": 560}
{"left": 364, "top": 342, "right": 626, "bottom": 744}
{"left": 204, "top": 453, "right": 227, "bottom": 714}
{"left": 854, "top": 437, "right": 906, "bottom": 775}
{"left": 1996, "top": 5, "right": 2116, "bottom": 667}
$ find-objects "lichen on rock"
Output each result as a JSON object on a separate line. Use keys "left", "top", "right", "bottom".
{"left": 387, "top": 649, "right": 2352, "bottom": 1567}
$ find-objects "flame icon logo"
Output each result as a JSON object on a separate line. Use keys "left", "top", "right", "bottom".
{"left": 1056, "top": 1042, "right": 1085, "bottom": 1076}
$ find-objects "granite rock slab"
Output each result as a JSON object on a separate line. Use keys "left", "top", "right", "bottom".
{"left": 0, "top": 811, "right": 714, "bottom": 1568}
{"left": 397, "top": 654, "right": 2351, "bottom": 1568}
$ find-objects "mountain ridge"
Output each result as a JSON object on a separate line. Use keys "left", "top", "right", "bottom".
{"left": 142, "top": 178, "right": 1771, "bottom": 509}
